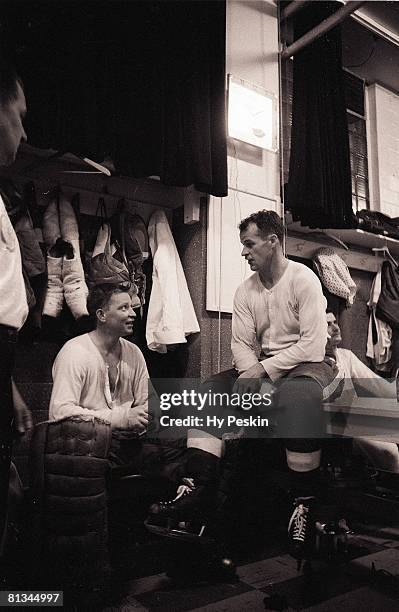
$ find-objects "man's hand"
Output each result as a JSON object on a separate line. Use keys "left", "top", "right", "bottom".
{"left": 233, "top": 362, "right": 268, "bottom": 395}
{"left": 12, "top": 380, "right": 33, "bottom": 436}
{"left": 128, "top": 405, "right": 149, "bottom": 432}
{"left": 13, "top": 403, "right": 33, "bottom": 436}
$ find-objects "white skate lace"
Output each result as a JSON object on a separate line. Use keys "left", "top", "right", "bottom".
{"left": 288, "top": 503, "right": 308, "bottom": 543}
{"left": 173, "top": 478, "right": 196, "bottom": 502}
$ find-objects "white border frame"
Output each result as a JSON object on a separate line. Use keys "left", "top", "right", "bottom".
{"left": 227, "top": 74, "right": 278, "bottom": 152}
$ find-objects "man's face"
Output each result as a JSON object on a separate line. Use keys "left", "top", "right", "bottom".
{"left": 240, "top": 222, "right": 276, "bottom": 272}
{"left": 99, "top": 291, "right": 138, "bottom": 337}
{"left": 0, "top": 82, "right": 27, "bottom": 167}
{"left": 326, "top": 312, "right": 342, "bottom": 352}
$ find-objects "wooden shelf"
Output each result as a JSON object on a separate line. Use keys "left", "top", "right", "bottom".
{"left": 286, "top": 221, "right": 399, "bottom": 273}
{"left": 0, "top": 143, "right": 202, "bottom": 224}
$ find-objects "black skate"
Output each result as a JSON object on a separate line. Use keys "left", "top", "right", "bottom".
{"left": 287, "top": 496, "right": 316, "bottom": 570}
{"left": 145, "top": 478, "right": 215, "bottom": 542}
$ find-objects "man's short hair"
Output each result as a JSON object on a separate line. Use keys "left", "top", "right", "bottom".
{"left": 0, "top": 58, "right": 23, "bottom": 107}
{"left": 239, "top": 210, "right": 285, "bottom": 244}
{"left": 87, "top": 283, "right": 131, "bottom": 318}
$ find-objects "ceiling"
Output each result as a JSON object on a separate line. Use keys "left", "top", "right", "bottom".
{"left": 342, "top": 5, "right": 399, "bottom": 95}
{"left": 358, "top": 0, "right": 399, "bottom": 35}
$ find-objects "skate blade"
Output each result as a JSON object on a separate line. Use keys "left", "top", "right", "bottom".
{"left": 144, "top": 517, "right": 211, "bottom": 544}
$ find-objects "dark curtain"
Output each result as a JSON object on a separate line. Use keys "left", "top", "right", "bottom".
{"left": 1, "top": 1, "right": 227, "bottom": 197}
{"left": 286, "top": 2, "right": 354, "bottom": 228}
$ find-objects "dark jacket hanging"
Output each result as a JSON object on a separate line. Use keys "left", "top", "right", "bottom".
{"left": 376, "top": 260, "right": 399, "bottom": 330}
{"left": 376, "top": 260, "right": 399, "bottom": 379}
{"left": 286, "top": 1, "right": 354, "bottom": 228}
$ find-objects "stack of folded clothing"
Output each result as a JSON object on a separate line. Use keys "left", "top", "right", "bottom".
{"left": 356, "top": 210, "right": 399, "bottom": 240}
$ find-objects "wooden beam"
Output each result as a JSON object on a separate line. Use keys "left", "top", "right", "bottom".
{"left": 183, "top": 185, "right": 202, "bottom": 224}
{"left": 324, "top": 398, "right": 399, "bottom": 439}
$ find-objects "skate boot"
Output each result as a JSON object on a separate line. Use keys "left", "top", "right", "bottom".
{"left": 146, "top": 478, "right": 216, "bottom": 541}
{"left": 145, "top": 449, "right": 219, "bottom": 542}
{"left": 288, "top": 496, "right": 316, "bottom": 570}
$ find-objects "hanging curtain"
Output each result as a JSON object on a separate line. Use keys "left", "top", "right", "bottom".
{"left": 286, "top": 1, "right": 354, "bottom": 228}
{"left": 2, "top": 1, "right": 227, "bottom": 197}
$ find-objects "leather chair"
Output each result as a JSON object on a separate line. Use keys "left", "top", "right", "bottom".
{"left": 27, "top": 415, "right": 244, "bottom": 587}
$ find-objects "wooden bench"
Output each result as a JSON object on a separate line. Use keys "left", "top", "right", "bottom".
{"left": 324, "top": 398, "right": 399, "bottom": 440}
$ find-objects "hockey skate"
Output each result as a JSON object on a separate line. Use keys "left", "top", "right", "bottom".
{"left": 145, "top": 478, "right": 214, "bottom": 543}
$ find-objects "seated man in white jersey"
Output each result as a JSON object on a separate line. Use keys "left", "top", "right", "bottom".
{"left": 149, "top": 210, "right": 337, "bottom": 560}
{"left": 49, "top": 282, "right": 186, "bottom": 481}
{"left": 325, "top": 310, "right": 399, "bottom": 473}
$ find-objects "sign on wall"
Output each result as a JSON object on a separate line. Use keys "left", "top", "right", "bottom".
{"left": 227, "top": 75, "right": 277, "bottom": 151}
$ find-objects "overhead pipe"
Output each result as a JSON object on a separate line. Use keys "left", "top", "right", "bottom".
{"left": 281, "top": 0, "right": 365, "bottom": 60}
{"left": 280, "top": 1, "right": 311, "bottom": 23}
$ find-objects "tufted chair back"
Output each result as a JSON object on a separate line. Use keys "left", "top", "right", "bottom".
{"left": 29, "top": 416, "right": 112, "bottom": 588}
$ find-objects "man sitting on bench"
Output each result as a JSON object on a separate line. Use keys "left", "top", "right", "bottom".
{"left": 49, "top": 282, "right": 186, "bottom": 482}
{"left": 148, "top": 210, "right": 338, "bottom": 562}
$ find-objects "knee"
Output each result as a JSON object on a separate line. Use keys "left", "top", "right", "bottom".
{"left": 276, "top": 378, "right": 324, "bottom": 438}
{"left": 376, "top": 446, "right": 399, "bottom": 469}
{"left": 277, "top": 377, "right": 322, "bottom": 408}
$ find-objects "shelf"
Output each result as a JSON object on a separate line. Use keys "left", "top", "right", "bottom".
{"left": 286, "top": 221, "right": 399, "bottom": 273}
{"left": 1, "top": 144, "right": 204, "bottom": 224}
{"left": 287, "top": 221, "right": 399, "bottom": 255}
{"left": 3, "top": 144, "right": 187, "bottom": 212}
